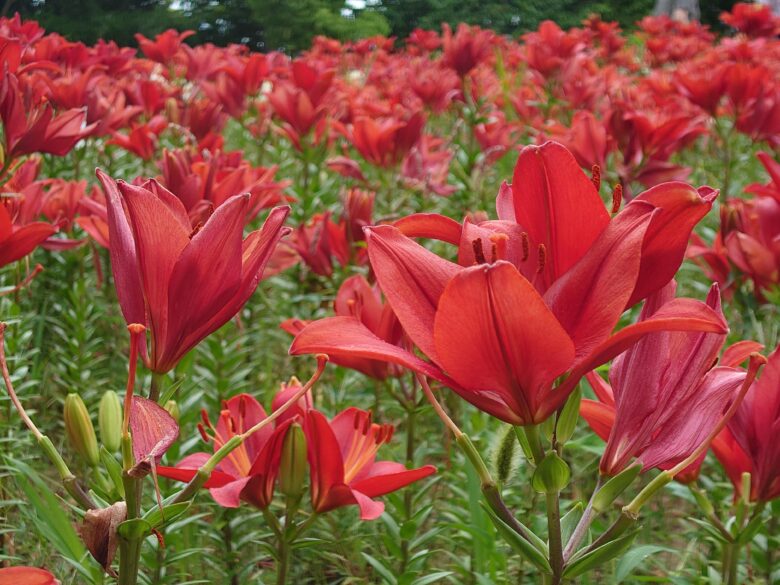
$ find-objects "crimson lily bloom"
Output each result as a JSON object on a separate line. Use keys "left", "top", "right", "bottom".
{"left": 292, "top": 142, "right": 724, "bottom": 425}
{"left": 720, "top": 2, "right": 780, "bottom": 37}
{"left": 0, "top": 72, "right": 93, "bottom": 162}
{"left": 716, "top": 345, "right": 780, "bottom": 502}
{"left": 441, "top": 23, "right": 493, "bottom": 77}
{"left": 580, "top": 282, "right": 746, "bottom": 476}
{"left": 304, "top": 407, "right": 435, "bottom": 520}
{"left": 347, "top": 113, "right": 425, "bottom": 169}
{"left": 722, "top": 197, "right": 780, "bottom": 301}
{"left": 282, "top": 275, "right": 403, "bottom": 380}
{"left": 97, "top": 170, "right": 290, "bottom": 373}
{"left": 745, "top": 152, "right": 780, "bottom": 203}
{"left": 0, "top": 203, "right": 57, "bottom": 268}
{"left": 158, "top": 393, "right": 292, "bottom": 508}
{"left": 135, "top": 29, "right": 194, "bottom": 65}
{"left": 0, "top": 567, "right": 59, "bottom": 585}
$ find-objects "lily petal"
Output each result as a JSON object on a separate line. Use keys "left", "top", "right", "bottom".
{"left": 511, "top": 141, "right": 610, "bottom": 285}
{"left": 433, "top": 261, "right": 575, "bottom": 424}
{"left": 365, "top": 224, "right": 461, "bottom": 361}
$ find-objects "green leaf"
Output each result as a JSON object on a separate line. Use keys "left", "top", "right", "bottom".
{"left": 362, "top": 552, "right": 398, "bottom": 585}
{"left": 687, "top": 517, "right": 730, "bottom": 544}
{"left": 4, "top": 458, "right": 102, "bottom": 583}
{"left": 560, "top": 502, "right": 584, "bottom": 546}
{"left": 117, "top": 518, "right": 152, "bottom": 540}
{"left": 615, "top": 544, "right": 674, "bottom": 582}
{"left": 737, "top": 512, "right": 765, "bottom": 546}
{"left": 481, "top": 503, "right": 552, "bottom": 574}
{"left": 400, "top": 519, "right": 417, "bottom": 540}
{"left": 411, "top": 571, "right": 453, "bottom": 585}
{"left": 563, "top": 529, "right": 639, "bottom": 579}
{"left": 142, "top": 500, "right": 191, "bottom": 529}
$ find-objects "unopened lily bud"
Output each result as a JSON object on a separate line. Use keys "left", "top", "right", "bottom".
{"left": 164, "top": 400, "right": 180, "bottom": 422}
{"left": 64, "top": 393, "right": 99, "bottom": 467}
{"left": 531, "top": 451, "right": 570, "bottom": 494}
{"left": 592, "top": 464, "right": 642, "bottom": 513}
{"left": 279, "top": 424, "right": 307, "bottom": 499}
{"left": 98, "top": 391, "right": 122, "bottom": 453}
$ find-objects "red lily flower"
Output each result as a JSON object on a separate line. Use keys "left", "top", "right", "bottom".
{"left": 0, "top": 71, "right": 93, "bottom": 162}
{"left": 157, "top": 393, "right": 293, "bottom": 508}
{"left": 292, "top": 142, "right": 725, "bottom": 425}
{"left": 0, "top": 203, "right": 56, "bottom": 268}
{"left": 745, "top": 152, "right": 780, "bottom": 203}
{"left": 347, "top": 113, "right": 425, "bottom": 169}
{"left": 722, "top": 197, "right": 780, "bottom": 301}
{"left": 441, "top": 23, "right": 493, "bottom": 77}
{"left": 717, "top": 345, "right": 780, "bottom": 502}
{"left": 579, "top": 282, "right": 745, "bottom": 476}
{"left": 135, "top": 29, "right": 194, "bottom": 66}
{"left": 281, "top": 212, "right": 350, "bottom": 277}
{"left": 282, "top": 275, "right": 403, "bottom": 380}
{"left": 97, "top": 170, "right": 290, "bottom": 373}
{"left": 0, "top": 567, "right": 59, "bottom": 585}
{"left": 159, "top": 148, "right": 291, "bottom": 225}
{"left": 304, "top": 407, "right": 435, "bottom": 520}
{"left": 720, "top": 2, "right": 780, "bottom": 37}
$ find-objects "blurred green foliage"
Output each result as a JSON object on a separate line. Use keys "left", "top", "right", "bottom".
{"left": 4, "top": 0, "right": 740, "bottom": 53}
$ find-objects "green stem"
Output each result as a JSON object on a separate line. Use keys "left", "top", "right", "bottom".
{"left": 722, "top": 541, "right": 739, "bottom": 585}
{"left": 276, "top": 537, "right": 290, "bottom": 585}
{"left": 149, "top": 372, "right": 165, "bottom": 403}
{"left": 546, "top": 488, "right": 563, "bottom": 583}
{"left": 118, "top": 470, "right": 143, "bottom": 585}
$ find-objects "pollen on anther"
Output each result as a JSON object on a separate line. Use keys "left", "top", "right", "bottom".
{"left": 197, "top": 422, "right": 211, "bottom": 443}
{"left": 521, "top": 232, "right": 529, "bottom": 261}
{"left": 489, "top": 233, "right": 507, "bottom": 263}
{"left": 537, "top": 244, "right": 547, "bottom": 273}
{"left": 611, "top": 184, "right": 623, "bottom": 214}
{"left": 591, "top": 164, "right": 601, "bottom": 191}
{"left": 472, "top": 238, "right": 487, "bottom": 264}
{"left": 200, "top": 409, "right": 213, "bottom": 430}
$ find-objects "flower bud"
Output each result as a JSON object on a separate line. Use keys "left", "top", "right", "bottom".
{"left": 64, "top": 393, "right": 99, "bottom": 467}
{"left": 278, "top": 424, "right": 307, "bottom": 499}
{"left": 164, "top": 400, "right": 180, "bottom": 423}
{"left": 531, "top": 451, "right": 570, "bottom": 494}
{"left": 98, "top": 391, "right": 122, "bottom": 453}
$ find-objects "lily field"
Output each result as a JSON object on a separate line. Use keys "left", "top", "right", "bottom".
{"left": 1, "top": 4, "right": 780, "bottom": 584}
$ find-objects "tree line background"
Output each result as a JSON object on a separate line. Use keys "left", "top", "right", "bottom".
{"left": 3, "top": 0, "right": 739, "bottom": 54}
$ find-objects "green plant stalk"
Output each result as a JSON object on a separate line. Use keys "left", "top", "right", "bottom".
{"left": 524, "top": 425, "right": 564, "bottom": 583}
{"left": 149, "top": 371, "right": 165, "bottom": 403}
{"left": 722, "top": 541, "right": 739, "bottom": 585}
{"left": 546, "top": 490, "right": 563, "bottom": 584}
{"left": 118, "top": 434, "right": 143, "bottom": 585}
